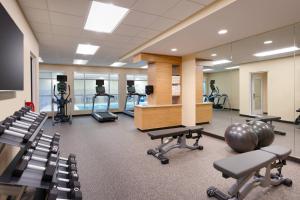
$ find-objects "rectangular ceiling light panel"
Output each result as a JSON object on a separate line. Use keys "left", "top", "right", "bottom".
{"left": 110, "top": 62, "right": 126, "bottom": 67}
{"left": 73, "top": 59, "right": 88, "bottom": 65}
{"left": 85, "top": 1, "right": 129, "bottom": 33}
{"left": 212, "top": 59, "right": 232, "bottom": 65}
{"left": 254, "top": 46, "right": 299, "bottom": 57}
{"left": 76, "top": 44, "right": 99, "bottom": 55}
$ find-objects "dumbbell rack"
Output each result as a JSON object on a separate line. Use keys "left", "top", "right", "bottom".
{"left": 0, "top": 107, "right": 82, "bottom": 200}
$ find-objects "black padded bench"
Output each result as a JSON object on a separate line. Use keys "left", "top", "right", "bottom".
{"left": 207, "top": 145, "right": 292, "bottom": 200}
{"left": 147, "top": 126, "right": 203, "bottom": 164}
{"left": 246, "top": 115, "right": 286, "bottom": 136}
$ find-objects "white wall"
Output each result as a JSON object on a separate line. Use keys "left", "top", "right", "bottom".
{"left": 204, "top": 69, "right": 240, "bottom": 110}
{"left": 239, "top": 56, "right": 297, "bottom": 121}
{"left": 0, "top": 0, "right": 39, "bottom": 120}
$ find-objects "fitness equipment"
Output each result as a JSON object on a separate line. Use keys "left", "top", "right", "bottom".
{"left": 295, "top": 108, "right": 300, "bottom": 126}
{"left": 247, "top": 120, "right": 274, "bottom": 148}
{"left": 91, "top": 79, "right": 118, "bottom": 122}
{"left": 48, "top": 184, "right": 82, "bottom": 200}
{"left": 0, "top": 125, "right": 31, "bottom": 143}
{"left": 123, "top": 80, "right": 146, "bottom": 117}
{"left": 20, "top": 106, "right": 47, "bottom": 117}
{"left": 205, "top": 80, "right": 231, "bottom": 109}
{"left": 52, "top": 75, "right": 72, "bottom": 125}
{"left": 147, "top": 126, "right": 203, "bottom": 164}
{"left": 224, "top": 123, "right": 258, "bottom": 153}
{"left": 145, "top": 85, "right": 154, "bottom": 95}
{"left": 14, "top": 111, "right": 44, "bottom": 124}
{"left": 207, "top": 145, "right": 292, "bottom": 200}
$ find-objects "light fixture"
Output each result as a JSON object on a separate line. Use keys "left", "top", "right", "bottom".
{"left": 264, "top": 40, "right": 273, "bottom": 44}
{"left": 38, "top": 57, "right": 44, "bottom": 63}
{"left": 110, "top": 62, "right": 126, "bottom": 67}
{"left": 84, "top": 1, "right": 129, "bottom": 33}
{"left": 203, "top": 69, "right": 213, "bottom": 72}
{"left": 73, "top": 59, "right": 88, "bottom": 65}
{"left": 212, "top": 59, "right": 232, "bottom": 65}
{"left": 254, "top": 46, "right": 299, "bottom": 57}
{"left": 211, "top": 53, "right": 217, "bottom": 57}
{"left": 226, "top": 66, "right": 240, "bottom": 70}
{"left": 218, "top": 29, "right": 228, "bottom": 35}
{"left": 171, "top": 48, "right": 178, "bottom": 52}
{"left": 76, "top": 44, "right": 99, "bottom": 55}
{"left": 141, "top": 65, "right": 148, "bottom": 69}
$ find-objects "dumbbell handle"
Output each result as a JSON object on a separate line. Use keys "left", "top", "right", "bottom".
{"left": 2, "top": 129, "right": 25, "bottom": 138}
{"left": 24, "top": 114, "right": 37, "bottom": 120}
{"left": 57, "top": 186, "right": 80, "bottom": 192}
{"left": 19, "top": 116, "right": 35, "bottom": 123}
{"left": 9, "top": 126, "right": 29, "bottom": 134}
{"left": 15, "top": 120, "right": 31, "bottom": 127}
{"left": 31, "top": 155, "right": 70, "bottom": 168}
{"left": 28, "top": 163, "right": 45, "bottom": 171}
{"left": 11, "top": 122, "right": 30, "bottom": 130}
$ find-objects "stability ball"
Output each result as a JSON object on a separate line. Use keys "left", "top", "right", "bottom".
{"left": 247, "top": 120, "right": 274, "bottom": 148}
{"left": 225, "top": 123, "right": 258, "bottom": 153}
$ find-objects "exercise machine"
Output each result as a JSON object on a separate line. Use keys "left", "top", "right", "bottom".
{"left": 205, "top": 80, "right": 231, "bottom": 109}
{"left": 207, "top": 145, "right": 292, "bottom": 200}
{"left": 52, "top": 75, "right": 72, "bottom": 125}
{"left": 147, "top": 126, "right": 203, "bottom": 164}
{"left": 91, "top": 79, "right": 118, "bottom": 122}
{"left": 123, "top": 80, "right": 146, "bottom": 117}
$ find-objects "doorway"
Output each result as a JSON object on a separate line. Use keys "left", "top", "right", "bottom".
{"left": 251, "top": 72, "right": 267, "bottom": 115}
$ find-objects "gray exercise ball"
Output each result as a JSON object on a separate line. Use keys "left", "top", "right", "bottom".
{"left": 224, "top": 123, "right": 258, "bottom": 153}
{"left": 247, "top": 120, "right": 274, "bottom": 148}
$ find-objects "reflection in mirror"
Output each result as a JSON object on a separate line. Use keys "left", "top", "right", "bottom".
{"left": 196, "top": 24, "right": 300, "bottom": 157}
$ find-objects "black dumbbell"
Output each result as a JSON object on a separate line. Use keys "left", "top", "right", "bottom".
{"left": 0, "top": 125, "right": 31, "bottom": 143}
{"left": 14, "top": 152, "right": 56, "bottom": 181}
{"left": 50, "top": 154, "right": 77, "bottom": 172}
{"left": 14, "top": 111, "right": 44, "bottom": 124}
{"left": 30, "top": 139, "right": 59, "bottom": 154}
{"left": 36, "top": 132, "right": 60, "bottom": 145}
{"left": 48, "top": 184, "right": 82, "bottom": 200}
{"left": 20, "top": 107, "right": 47, "bottom": 117}
{"left": 4, "top": 116, "right": 35, "bottom": 130}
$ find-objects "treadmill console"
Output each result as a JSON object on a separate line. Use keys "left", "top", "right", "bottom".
{"left": 127, "top": 80, "right": 136, "bottom": 94}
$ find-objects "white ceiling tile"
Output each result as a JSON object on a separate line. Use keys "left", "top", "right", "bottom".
{"left": 47, "top": 0, "right": 91, "bottom": 17}
{"left": 22, "top": 6, "right": 50, "bottom": 24}
{"left": 80, "top": 30, "right": 107, "bottom": 41}
{"left": 150, "top": 17, "right": 178, "bottom": 31}
{"left": 51, "top": 25, "right": 82, "bottom": 37}
{"left": 135, "top": 29, "right": 159, "bottom": 39}
{"left": 95, "top": 0, "right": 138, "bottom": 8}
{"left": 163, "top": 0, "right": 204, "bottom": 21}
{"left": 30, "top": 22, "right": 52, "bottom": 33}
{"left": 35, "top": 32, "right": 54, "bottom": 43}
{"left": 105, "top": 34, "right": 132, "bottom": 44}
{"left": 188, "top": 0, "right": 215, "bottom": 5}
{"left": 49, "top": 12, "right": 85, "bottom": 28}
{"left": 114, "top": 24, "right": 145, "bottom": 37}
{"left": 132, "top": 0, "right": 181, "bottom": 15}
{"left": 18, "top": 0, "right": 48, "bottom": 9}
{"left": 122, "top": 10, "right": 158, "bottom": 28}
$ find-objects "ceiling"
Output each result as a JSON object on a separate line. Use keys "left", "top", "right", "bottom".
{"left": 142, "top": 0, "right": 300, "bottom": 58}
{"left": 18, "top": 0, "right": 215, "bottom": 67}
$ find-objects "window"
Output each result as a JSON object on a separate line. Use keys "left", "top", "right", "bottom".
{"left": 39, "top": 71, "right": 63, "bottom": 112}
{"left": 74, "top": 72, "right": 119, "bottom": 111}
{"left": 126, "top": 74, "right": 148, "bottom": 109}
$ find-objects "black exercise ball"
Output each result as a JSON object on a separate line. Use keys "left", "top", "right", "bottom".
{"left": 247, "top": 120, "right": 274, "bottom": 148}
{"left": 224, "top": 123, "right": 258, "bottom": 153}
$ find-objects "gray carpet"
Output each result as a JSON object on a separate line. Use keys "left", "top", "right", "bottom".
{"left": 43, "top": 115, "right": 300, "bottom": 200}
{"left": 202, "top": 110, "right": 300, "bottom": 157}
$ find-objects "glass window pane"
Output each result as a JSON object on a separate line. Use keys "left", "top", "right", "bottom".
{"left": 74, "top": 80, "right": 84, "bottom": 95}
{"left": 135, "top": 74, "right": 147, "bottom": 81}
{"left": 85, "top": 73, "right": 109, "bottom": 80}
{"left": 40, "top": 72, "right": 52, "bottom": 79}
{"left": 135, "top": 80, "right": 147, "bottom": 94}
{"left": 110, "top": 74, "right": 119, "bottom": 80}
{"left": 74, "top": 95, "right": 85, "bottom": 111}
{"left": 74, "top": 72, "right": 84, "bottom": 79}
{"left": 126, "top": 74, "right": 135, "bottom": 80}
{"left": 40, "top": 79, "right": 52, "bottom": 95}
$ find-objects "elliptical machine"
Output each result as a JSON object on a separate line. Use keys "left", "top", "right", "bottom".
{"left": 52, "top": 75, "right": 72, "bottom": 125}
{"left": 205, "top": 80, "right": 230, "bottom": 110}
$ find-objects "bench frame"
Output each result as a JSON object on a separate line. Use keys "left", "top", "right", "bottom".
{"left": 207, "top": 153, "right": 292, "bottom": 200}
{"left": 147, "top": 129, "right": 203, "bottom": 164}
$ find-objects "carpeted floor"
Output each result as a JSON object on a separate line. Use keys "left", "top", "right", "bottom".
{"left": 202, "top": 110, "right": 300, "bottom": 157}
{"left": 43, "top": 115, "right": 300, "bottom": 200}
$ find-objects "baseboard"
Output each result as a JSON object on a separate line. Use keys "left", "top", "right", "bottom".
{"left": 239, "top": 114, "right": 295, "bottom": 124}
{"left": 202, "top": 130, "right": 300, "bottom": 164}
{"left": 137, "top": 125, "right": 184, "bottom": 132}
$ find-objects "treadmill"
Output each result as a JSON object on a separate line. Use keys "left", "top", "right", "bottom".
{"left": 123, "top": 80, "right": 146, "bottom": 117}
{"left": 91, "top": 79, "right": 118, "bottom": 122}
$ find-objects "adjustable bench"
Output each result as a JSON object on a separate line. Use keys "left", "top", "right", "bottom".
{"left": 246, "top": 115, "right": 286, "bottom": 136}
{"left": 147, "top": 126, "right": 203, "bottom": 164}
{"left": 207, "top": 145, "right": 292, "bottom": 200}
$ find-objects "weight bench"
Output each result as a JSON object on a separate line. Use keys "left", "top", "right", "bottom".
{"left": 246, "top": 115, "right": 286, "bottom": 136}
{"left": 147, "top": 126, "right": 203, "bottom": 164}
{"left": 207, "top": 145, "right": 292, "bottom": 200}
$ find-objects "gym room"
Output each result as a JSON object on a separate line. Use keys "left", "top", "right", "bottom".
{"left": 0, "top": 0, "right": 300, "bottom": 199}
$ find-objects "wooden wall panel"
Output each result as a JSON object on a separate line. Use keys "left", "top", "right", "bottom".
{"left": 196, "top": 103, "right": 213, "bottom": 123}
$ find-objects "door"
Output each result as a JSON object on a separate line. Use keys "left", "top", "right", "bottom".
{"left": 251, "top": 74, "right": 263, "bottom": 115}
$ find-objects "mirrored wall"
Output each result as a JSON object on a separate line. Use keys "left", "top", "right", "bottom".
{"left": 196, "top": 23, "right": 300, "bottom": 158}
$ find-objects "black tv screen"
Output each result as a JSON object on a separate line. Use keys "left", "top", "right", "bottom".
{"left": 0, "top": 3, "right": 24, "bottom": 90}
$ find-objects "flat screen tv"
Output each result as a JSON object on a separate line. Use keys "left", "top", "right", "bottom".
{"left": 0, "top": 3, "right": 24, "bottom": 90}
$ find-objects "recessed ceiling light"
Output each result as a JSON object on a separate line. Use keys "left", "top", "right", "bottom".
{"left": 212, "top": 59, "right": 232, "bottom": 65}
{"left": 226, "top": 66, "right": 240, "bottom": 70}
{"left": 38, "top": 57, "right": 44, "bottom": 63}
{"left": 141, "top": 65, "right": 148, "bottom": 69}
{"left": 264, "top": 40, "right": 273, "bottom": 44}
{"left": 254, "top": 46, "right": 299, "bottom": 57}
{"left": 218, "top": 29, "right": 228, "bottom": 35}
{"left": 171, "top": 48, "right": 178, "bottom": 52}
{"left": 85, "top": 1, "right": 129, "bottom": 33}
{"left": 110, "top": 62, "right": 126, "bottom": 67}
{"left": 211, "top": 53, "right": 217, "bottom": 57}
{"left": 203, "top": 69, "right": 213, "bottom": 72}
{"left": 73, "top": 59, "right": 88, "bottom": 65}
{"left": 76, "top": 44, "right": 99, "bottom": 55}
